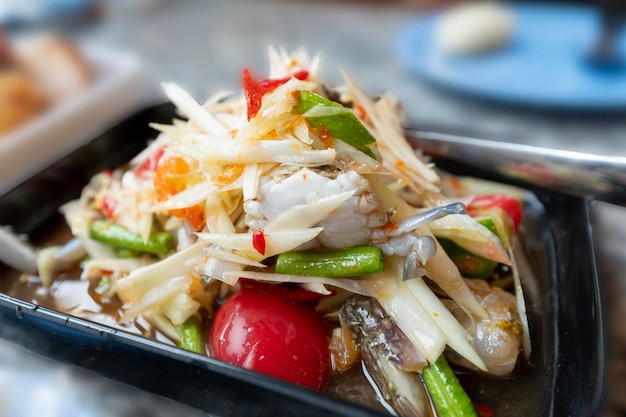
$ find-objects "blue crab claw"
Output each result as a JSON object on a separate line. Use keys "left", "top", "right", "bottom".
{"left": 402, "top": 235, "right": 437, "bottom": 281}
{"left": 392, "top": 202, "right": 466, "bottom": 237}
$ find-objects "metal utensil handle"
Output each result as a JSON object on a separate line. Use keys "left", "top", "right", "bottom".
{"left": 405, "top": 128, "right": 626, "bottom": 201}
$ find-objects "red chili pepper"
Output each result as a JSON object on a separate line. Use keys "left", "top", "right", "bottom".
{"left": 474, "top": 402, "right": 494, "bottom": 417}
{"left": 291, "top": 69, "right": 310, "bottom": 81}
{"left": 100, "top": 196, "right": 117, "bottom": 219}
{"left": 258, "top": 76, "right": 287, "bottom": 91}
{"left": 243, "top": 69, "right": 263, "bottom": 121}
{"left": 243, "top": 69, "right": 310, "bottom": 120}
{"left": 467, "top": 194, "right": 523, "bottom": 232}
{"left": 135, "top": 147, "right": 165, "bottom": 178}
{"left": 252, "top": 230, "right": 266, "bottom": 255}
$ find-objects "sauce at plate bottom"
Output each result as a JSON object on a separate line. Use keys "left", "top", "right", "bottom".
{"left": 7, "top": 267, "right": 389, "bottom": 413}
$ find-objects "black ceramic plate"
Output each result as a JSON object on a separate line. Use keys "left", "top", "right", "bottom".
{"left": 0, "top": 104, "right": 604, "bottom": 417}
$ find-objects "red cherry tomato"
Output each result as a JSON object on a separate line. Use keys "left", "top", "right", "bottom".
{"left": 210, "top": 285, "right": 331, "bottom": 391}
{"left": 475, "top": 402, "right": 494, "bottom": 417}
{"left": 467, "top": 194, "right": 523, "bottom": 232}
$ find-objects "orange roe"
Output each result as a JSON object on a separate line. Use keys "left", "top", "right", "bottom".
{"left": 355, "top": 104, "right": 367, "bottom": 121}
{"left": 449, "top": 175, "right": 463, "bottom": 192}
{"left": 215, "top": 164, "right": 244, "bottom": 186}
{"left": 394, "top": 160, "right": 407, "bottom": 169}
{"left": 154, "top": 156, "right": 205, "bottom": 230}
{"left": 382, "top": 221, "right": 399, "bottom": 233}
{"left": 168, "top": 206, "right": 205, "bottom": 231}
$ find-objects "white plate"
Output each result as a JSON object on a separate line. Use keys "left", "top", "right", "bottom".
{"left": 0, "top": 45, "right": 147, "bottom": 196}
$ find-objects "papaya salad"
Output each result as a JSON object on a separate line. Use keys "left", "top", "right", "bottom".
{"left": 30, "top": 46, "right": 532, "bottom": 417}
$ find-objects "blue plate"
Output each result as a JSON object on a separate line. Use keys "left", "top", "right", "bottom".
{"left": 394, "top": 4, "right": 626, "bottom": 110}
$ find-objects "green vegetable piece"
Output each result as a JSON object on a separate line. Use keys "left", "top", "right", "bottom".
{"left": 275, "top": 246, "right": 384, "bottom": 277}
{"left": 114, "top": 247, "right": 141, "bottom": 259}
{"left": 295, "top": 90, "right": 377, "bottom": 158}
{"left": 476, "top": 218, "right": 499, "bottom": 238}
{"left": 94, "top": 276, "right": 111, "bottom": 295}
{"left": 438, "top": 238, "right": 497, "bottom": 279}
{"left": 295, "top": 90, "right": 343, "bottom": 113}
{"left": 476, "top": 214, "right": 511, "bottom": 251}
{"left": 177, "top": 315, "right": 205, "bottom": 355}
{"left": 437, "top": 216, "right": 508, "bottom": 279}
{"left": 422, "top": 355, "right": 478, "bottom": 417}
{"left": 89, "top": 220, "right": 175, "bottom": 255}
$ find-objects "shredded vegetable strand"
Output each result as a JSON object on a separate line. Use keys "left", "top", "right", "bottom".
{"left": 115, "top": 241, "right": 209, "bottom": 303}
{"left": 221, "top": 269, "right": 387, "bottom": 297}
{"left": 374, "top": 278, "right": 447, "bottom": 364}
{"left": 340, "top": 70, "right": 440, "bottom": 194}
{"left": 196, "top": 227, "right": 323, "bottom": 261}
{"left": 161, "top": 83, "right": 227, "bottom": 134}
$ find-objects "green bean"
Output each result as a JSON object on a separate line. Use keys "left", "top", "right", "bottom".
{"left": 177, "top": 314, "right": 205, "bottom": 355}
{"left": 89, "top": 220, "right": 174, "bottom": 255}
{"left": 437, "top": 238, "right": 497, "bottom": 279}
{"left": 275, "top": 246, "right": 384, "bottom": 277}
{"left": 437, "top": 216, "right": 504, "bottom": 279}
{"left": 114, "top": 247, "right": 141, "bottom": 259}
{"left": 422, "top": 355, "right": 478, "bottom": 417}
{"left": 476, "top": 218, "right": 499, "bottom": 237}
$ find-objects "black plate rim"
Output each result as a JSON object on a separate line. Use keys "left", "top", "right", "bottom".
{"left": 0, "top": 103, "right": 606, "bottom": 417}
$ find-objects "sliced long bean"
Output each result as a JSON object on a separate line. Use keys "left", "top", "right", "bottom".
{"left": 437, "top": 238, "right": 497, "bottom": 279}
{"left": 437, "top": 217, "right": 505, "bottom": 279}
{"left": 114, "top": 247, "right": 141, "bottom": 259}
{"left": 422, "top": 355, "right": 478, "bottom": 417}
{"left": 475, "top": 218, "right": 498, "bottom": 236}
{"left": 89, "top": 220, "right": 174, "bottom": 255}
{"left": 177, "top": 314, "right": 205, "bottom": 355}
{"left": 275, "top": 246, "right": 384, "bottom": 277}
